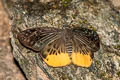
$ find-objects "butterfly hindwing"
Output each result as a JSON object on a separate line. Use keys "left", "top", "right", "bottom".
{"left": 71, "top": 38, "right": 93, "bottom": 67}
{"left": 71, "top": 27, "right": 100, "bottom": 67}
{"left": 41, "top": 37, "right": 71, "bottom": 67}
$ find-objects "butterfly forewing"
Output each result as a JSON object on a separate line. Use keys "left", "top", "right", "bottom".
{"left": 72, "top": 27, "right": 100, "bottom": 52}
{"left": 17, "top": 27, "right": 62, "bottom": 51}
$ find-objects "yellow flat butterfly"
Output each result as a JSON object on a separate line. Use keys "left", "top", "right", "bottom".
{"left": 17, "top": 27, "right": 100, "bottom": 67}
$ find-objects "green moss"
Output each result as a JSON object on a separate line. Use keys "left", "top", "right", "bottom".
{"left": 117, "top": 71, "right": 120, "bottom": 77}
{"left": 100, "top": 72, "right": 106, "bottom": 77}
{"left": 61, "top": 0, "right": 71, "bottom": 7}
{"left": 79, "top": 19, "right": 88, "bottom": 24}
{"left": 78, "top": 19, "right": 97, "bottom": 31}
{"left": 95, "top": 61, "right": 101, "bottom": 68}
{"left": 88, "top": 26, "right": 97, "bottom": 31}
{"left": 102, "top": 77, "right": 112, "bottom": 80}
{"left": 114, "top": 45, "right": 120, "bottom": 50}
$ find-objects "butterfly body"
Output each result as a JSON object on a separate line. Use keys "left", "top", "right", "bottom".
{"left": 18, "top": 27, "right": 100, "bottom": 67}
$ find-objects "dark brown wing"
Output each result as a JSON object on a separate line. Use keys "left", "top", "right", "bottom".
{"left": 17, "top": 27, "right": 62, "bottom": 51}
{"left": 72, "top": 27, "right": 100, "bottom": 52}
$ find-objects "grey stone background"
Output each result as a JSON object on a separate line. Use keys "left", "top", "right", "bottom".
{"left": 0, "top": 0, "right": 120, "bottom": 80}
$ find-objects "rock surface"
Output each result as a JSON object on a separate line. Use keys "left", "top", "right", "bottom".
{"left": 1, "top": 0, "right": 120, "bottom": 80}
{"left": 0, "top": 0, "right": 25, "bottom": 80}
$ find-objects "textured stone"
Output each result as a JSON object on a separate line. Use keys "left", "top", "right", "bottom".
{"left": 2, "top": 0, "right": 120, "bottom": 80}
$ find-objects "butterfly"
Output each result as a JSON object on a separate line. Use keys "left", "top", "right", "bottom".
{"left": 17, "top": 27, "right": 100, "bottom": 67}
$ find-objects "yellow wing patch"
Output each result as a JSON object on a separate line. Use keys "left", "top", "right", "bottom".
{"left": 72, "top": 52, "right": 92, "bottom": 67}
{"left": 43, "top": 52, "right": 92, "bottom": 67}
{"left": 44, "top": 53, "right": 71, "bottom": 67}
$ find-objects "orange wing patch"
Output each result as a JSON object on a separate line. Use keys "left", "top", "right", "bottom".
{"left": 44, "top": 52, "right": 71, "bottom": 67}
{"left": 72, "top": 52, "right": 92, "bottom": 67}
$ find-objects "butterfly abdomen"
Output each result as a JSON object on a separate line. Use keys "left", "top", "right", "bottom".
{"left": 66, "top": 41, "right": 72, "bottom": 54}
